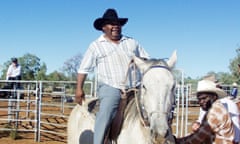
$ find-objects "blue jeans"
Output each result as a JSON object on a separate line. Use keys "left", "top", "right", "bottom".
{"left": 94, "top": 83, "right": 121, "bottom": 144}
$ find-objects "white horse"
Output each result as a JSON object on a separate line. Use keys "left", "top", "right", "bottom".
{"left": 68, "top": 51, "right": 177, "bottom": 144}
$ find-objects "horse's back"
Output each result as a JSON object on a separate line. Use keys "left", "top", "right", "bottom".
{"left": 67, "top": 97, "right": 149, "bottom": 144}
{"left": 68, "top": 99, "right": 96, "bottom": 144}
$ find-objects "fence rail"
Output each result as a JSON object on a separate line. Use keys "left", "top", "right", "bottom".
{"left": 0, "top": 80, "right": 94, "bottom": 142}
{"left": 0, "top": 80, "right": 237, "bottom": 142}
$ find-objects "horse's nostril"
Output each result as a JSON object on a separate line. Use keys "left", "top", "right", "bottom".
{"left": 150, "top": 129, "right": 153, "bottom": 135}
{"left": 150, "top": 129, "right": 158, "bottom": 138}
{"left": 164, "top": 129, "right": 169, "bottom": 138}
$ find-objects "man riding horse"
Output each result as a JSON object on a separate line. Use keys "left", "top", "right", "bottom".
{"left": 75, "top": 8, "right": 149, "bottom": 144}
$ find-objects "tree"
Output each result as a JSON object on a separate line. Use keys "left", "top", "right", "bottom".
{"left": 0, "top": 53, "right": 47, "bottom": 80}
{"left": 36, "top": 63, "right": 47, "bottom": 80}
{"left": 0, "top": 61, "right": 11, "bottom": 80}
{"left": 20, "top": 53, "right": 46, "bottom": 80}
{"left": 46, "top": 71, "right": 68, "bottom": 81}
{"left": 229, "top": 47, "right": 240, "bottom": 83}
{"left": 173, "top": 69, "right": 184, "bottom": 85}
{"left": 217, "top": 72, "right": 234, "bottom": 84}
{"left": 203, "top": 71, "right": 233, "bottom": 85}
{"left": 62, "top": 53, "right": 82, "bottom": 80}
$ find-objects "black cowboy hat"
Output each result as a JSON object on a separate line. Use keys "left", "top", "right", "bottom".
{"left": 11, "top": 57, "right": 18, "bottom": 63}
{"left": 93, "top": 8, "right": 128, "bottom": 31}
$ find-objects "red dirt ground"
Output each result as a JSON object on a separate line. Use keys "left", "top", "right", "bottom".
{"left": 0, "top": 96, "right": 70, "bottom": 144}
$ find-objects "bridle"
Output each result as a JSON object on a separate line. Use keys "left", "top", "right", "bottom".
{"left": 122, "top": 59, "right": 175, "bottom": 127}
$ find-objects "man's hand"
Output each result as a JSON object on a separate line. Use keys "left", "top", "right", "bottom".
{"left": 75, "top": 73, "right": 87, "bottom": 105}
{"left": 75, "top": 89, "right": 85, "bottom": 105}
{"left": 191, "top": 121, "right": 200, "bottom": 132}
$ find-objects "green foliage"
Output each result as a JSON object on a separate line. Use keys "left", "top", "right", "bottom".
{"left": 10, "top": 129, "right": 21, "bottom": 140}
{"left": 61, "top": 53, "right": 82, "bottom": 81}
{"left": 20, "top": 53, "right": 42, "bottom": 80}
{"left": 184, "top": 76, "right": 199, "bottom": 90}
{"left": 0, "top": 53, "right": 74, "bottom": 81}
{"left": 1, "top": 47, "right": 239, "bottom": 85}
{"left": 0, "top": 53, "right": 46, "bottom": 80}
{"left": 36, "top": 63, "right": 47, "bottom": 80}
{"left": 2, "top": 124, "right": 21, "bottom": 140}
{"left": 229, "top": 48, "right": 240, "bottom": 83}
{"left": 83, "top": 83, "right": 92, "bottom": 95}
{"left": 46, "top": 71, "right": 68, "bottom": 81}
{"left": 2, "top": 124, "right": 11, "bottom": 136}
{"left": 216, "top": 72, "right": 234, "bottom": 84}
{"left": 173, "top": 69, "right": 184, "bottom": 85}
{"left": 1, "top": 61, "right": 11, "bottom": 79}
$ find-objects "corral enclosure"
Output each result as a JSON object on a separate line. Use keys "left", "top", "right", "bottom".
{"left": 0, "top": 80, "right": 93, "bottom": 143}
{"left": 0, "top": 80, "right": 238, "bottom": 143}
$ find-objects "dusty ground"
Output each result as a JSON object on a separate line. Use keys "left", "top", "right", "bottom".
{"left": 0, "top": 123, "right": 66, "bottom": 144}
{"left": 0, "top": 95, "right": 71, "bottom": 144}
{"left": 0, "top": 137, "right": 64, "bottom": 144}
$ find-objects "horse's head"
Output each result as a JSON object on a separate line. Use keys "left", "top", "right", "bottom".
{"left": 133, "top": 50, "right": 177, "bottom": 143}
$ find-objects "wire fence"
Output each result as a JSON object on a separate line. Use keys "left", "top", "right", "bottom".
{"left": 0, "top": 80, "right": 237, "bottom": 142}
{"left": 0, "top": 80, "right": 94, "bottom": 142}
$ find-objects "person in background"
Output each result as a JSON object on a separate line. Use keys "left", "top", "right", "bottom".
{"left": 75, "top": 8, "right": 149, "bottom": 144}
{"left": 176, "top": 79, "right": 240, "bottom": 144}
{"left": 6, "top": 57, "right": 21, "bottom": 89}
{"left": 231, "top": 82, "right": 238, "bottom": 99}
{"left": 191, "top": 77, "right": 222, "bottom": 132}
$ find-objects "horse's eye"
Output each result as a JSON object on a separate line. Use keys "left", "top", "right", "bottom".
{"left": 142, "top": 85, "right": 146, "bottom": 90}
{"left": 171, "top": 83, "right": 176, "bottom": 92}
{"left": 172, "top": 85, "right": 175, "bottom": 92}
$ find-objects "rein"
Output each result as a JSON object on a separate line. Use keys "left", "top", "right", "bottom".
{"left": 143, "top": 65, "right": 170, "bottom": 76}
{"left": 122, "top": 59, "right": 172, "bottom": 127}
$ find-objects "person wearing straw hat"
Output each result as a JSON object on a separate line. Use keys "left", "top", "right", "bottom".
{"left": 75, "top": 8, "right": 149, "bottom": 144}
{"left": 176, "top": 79, "right": 240, "bottom": 144}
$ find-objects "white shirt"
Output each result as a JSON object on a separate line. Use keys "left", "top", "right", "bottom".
{"left": 197, "top": 107, "right": 206, "bottom": 123}
{"left": 6, "top": 63, "right": 21, "bottom": 80}
{"left": 78, "top": 35, "right": 149, "bottom": 89}
{"left": 220, "top": 97, "right": 240, "bottom": 142}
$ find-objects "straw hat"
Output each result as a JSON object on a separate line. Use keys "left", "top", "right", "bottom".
{"left": 197, "top": 80, "right": 227, "bottom": 98}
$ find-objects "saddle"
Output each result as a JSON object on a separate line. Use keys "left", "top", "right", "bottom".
{"left": 87, "top": 89, "right": 136, "bottom": 143}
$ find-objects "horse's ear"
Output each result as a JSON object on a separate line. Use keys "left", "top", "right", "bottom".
{"left": 167, "top": 50, "right": 177, "bottom": 69}
{"left": 132, "top": 56, "right": 148, "bottom": 73}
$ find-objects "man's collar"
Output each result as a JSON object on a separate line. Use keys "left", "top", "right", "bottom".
{"left": 97, "top": 34, "right": 127, "bottom": 42}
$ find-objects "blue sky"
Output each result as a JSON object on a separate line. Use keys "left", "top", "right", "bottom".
{"left": 0, "top": 0, "right": 239, "bottom": 78}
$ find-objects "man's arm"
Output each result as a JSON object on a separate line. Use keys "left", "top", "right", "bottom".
{"left": 75, "top": 73, "right": 87, "bottom": 105}
{"left": 192, "top": 108, "right": 207, "bottom": 132}
{"left": 177, "top": 119, "right": 213, "bottom": 144}
{"left": 15, "top": 65, "right": 21, "bottom": 77}
{"left": 6, "top": 65, "right": 12, "bottom": 80}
